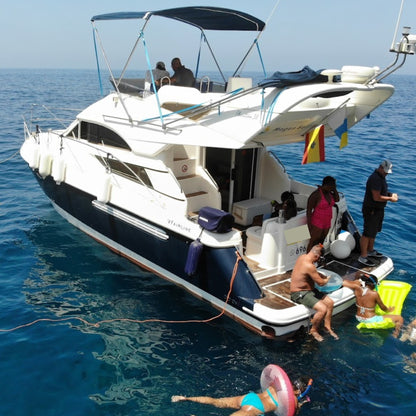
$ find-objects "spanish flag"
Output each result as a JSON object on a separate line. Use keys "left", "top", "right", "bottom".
{"left": 302, "top": 124, "right": 325, "bottom": 164}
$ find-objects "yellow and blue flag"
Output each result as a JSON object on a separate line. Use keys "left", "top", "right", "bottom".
{"left": 335, "top": 118, "right": 348, "bottom": 149}
{"left": 328, "top": 106, "right": 348, "bottom": 149}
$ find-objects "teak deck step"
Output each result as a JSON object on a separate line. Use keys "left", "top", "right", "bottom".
{"left": 186, "top": 191, "right": 207, "bottom": 198}
{"left": 177, "top": 174, "right": 196, "bottom": 180}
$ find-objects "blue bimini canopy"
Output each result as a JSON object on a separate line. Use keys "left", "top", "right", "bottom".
{"left": 91, "top": 6, "right": 265, "bottom": 32}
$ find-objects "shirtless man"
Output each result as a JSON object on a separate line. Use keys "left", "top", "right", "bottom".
{"left": 290, "top": 244, "right": 338, "bottom": 341}
{"left": 342, "top": 274, "right": 403, "bottom": 337}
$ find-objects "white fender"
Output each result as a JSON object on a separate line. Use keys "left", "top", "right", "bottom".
{"left": 97, "top": 173, "right": 112, "bottom": 203}
{"left": 38, "top": 153, "right": 52, "bottom": 178}
{"left": 28, "top": 145, "right": 40, "bottom": 170}
{"left": 51, "top": 155, "right": 66, "bottom": 184}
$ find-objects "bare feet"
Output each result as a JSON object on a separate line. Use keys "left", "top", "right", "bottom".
{"left": 309, "top": 329, "right": 324, "bottom": 342}
{"left": 325, "top": 327, "right": 339, "bottom": 340}
{"left": 171, "top": 396, "right": 186, "bottom": 402}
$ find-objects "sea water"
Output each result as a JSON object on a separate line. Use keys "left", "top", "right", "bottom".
{"left": 0, "top": 68, "right": 415, "bottom": 415}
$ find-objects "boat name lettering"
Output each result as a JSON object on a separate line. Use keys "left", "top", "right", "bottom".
{"left": 289, "top": 245, "right": 307, "bottom": 257}
{"left": 273, "top": 126, "right": 307, "bottom": 134}
{"left": 167, "top": 218, "right": 191, "bottom": 233}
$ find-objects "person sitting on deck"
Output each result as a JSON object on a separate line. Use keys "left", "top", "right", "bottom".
{"left": 290, "top": 244, "right": 338, "bottom": 342}
{"left": 342, "top": 274, "right": 404, "bottom": 337}
{"left": 271, "top": 191, "right": 297, "bottom": 221}
{"left": 156, "top": 57, "right": 195, "bottom": 88}
{"left": 144, "top": 61, "right": 170, "bottom": 95}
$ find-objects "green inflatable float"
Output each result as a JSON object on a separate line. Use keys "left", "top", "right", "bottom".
{"left": 357, "top": 280, "right": 412, "bottom": 330}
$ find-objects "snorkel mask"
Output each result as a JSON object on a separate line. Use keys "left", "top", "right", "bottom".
{"left": 359, "top": 273, "right": 379, "bottom": 291}
{"left": 294, "top": 378, "right": 313, "bottom": 405}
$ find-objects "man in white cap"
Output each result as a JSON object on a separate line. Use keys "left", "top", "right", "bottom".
{"left": 359, "top": 160, "right": 398, "bottom": 266}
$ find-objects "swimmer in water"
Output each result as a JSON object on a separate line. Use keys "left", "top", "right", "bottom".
{"left": 171, "top": 376, "right": 312, "bottom": 415}
{"left": 342, "top": 273, "right": 403, "bottom": 337}
{"left": 400, "top": 318, "right": 416, "bottom": 343}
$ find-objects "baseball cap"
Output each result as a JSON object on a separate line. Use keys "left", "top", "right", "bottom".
{"left": 156, "top": 61, "right": 166, "bottom": 70}
{"left": 380, "top": 159, "right": 393, "bottom": 173}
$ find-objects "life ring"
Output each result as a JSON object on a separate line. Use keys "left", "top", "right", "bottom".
{"left": 260, "top": 364, "right": 296, "bottom": 416}
{"left": 357, "top": 280, "right": 412, "bottom": 330}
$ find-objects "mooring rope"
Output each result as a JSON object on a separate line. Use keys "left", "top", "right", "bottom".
{"left": 0, "top": 149, "right": 20, "bottom": 164}
{"left": 0, "top": 251, "right": 242, "bottom": 333}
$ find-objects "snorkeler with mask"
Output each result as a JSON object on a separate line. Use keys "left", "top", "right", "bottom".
{"left": 343, "top": 273, "right": 403, "bottom": 337}
{"left": 171, "top": 371, "right": 312, "bottom": 415}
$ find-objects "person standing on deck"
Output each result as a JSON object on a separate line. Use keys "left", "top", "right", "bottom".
{"left": 306, "top": 176, "right": 339, "bottom": 252}
{"left": 290, "top": 244, "right": 338, "bottom": 342}
{"left": 359, "top": 160, "right": 398, "bottom": 267}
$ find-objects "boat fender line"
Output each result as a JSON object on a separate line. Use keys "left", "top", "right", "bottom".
{"left": 0, "top": 252, "right": 243, "bottom": 333}
{"left": 260, "top": 364, "right": 297, "bottom": 416}
{"left": 357, "top": 280, "right": 412, "bottom": 330}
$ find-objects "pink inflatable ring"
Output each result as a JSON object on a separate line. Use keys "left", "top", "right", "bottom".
{"left": 260, "top": 364, "right": 297, "bottom": 416}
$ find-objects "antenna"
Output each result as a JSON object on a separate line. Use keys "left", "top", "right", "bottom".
{"left": 390, "top": 0, "right": 405, "bottom": 51}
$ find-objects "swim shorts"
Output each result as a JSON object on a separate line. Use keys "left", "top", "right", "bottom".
{"left": 356, "top": 315, "right": 384, "bottom": 323}
{"left": 241, "top": 392, "right": 265, "bottom": 413}
{"left": 290, "top": 289, "right": 326, "bottom": 309}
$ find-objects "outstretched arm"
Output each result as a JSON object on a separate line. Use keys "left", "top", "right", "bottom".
{"left": 342, "top": 280, "right": 360, "bottom": 290}
{"left": 375, "top": 293, "right": 394, "bottom": 312}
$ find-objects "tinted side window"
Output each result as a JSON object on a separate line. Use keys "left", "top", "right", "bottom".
{"left": 80, "top": 122, "right": 131, "bottom": 150}
{"left": 96, "top": 157, "right": 153, "bottom": 188}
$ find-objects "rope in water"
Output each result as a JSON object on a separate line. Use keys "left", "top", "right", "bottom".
{"left": 0, "top": 251, "right": 242, "bottom": 333}
{"left": 0, "top": 149, "right": 20, "bottom": 164}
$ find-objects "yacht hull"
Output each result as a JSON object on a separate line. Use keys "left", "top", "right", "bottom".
{"left": 31, "top": 170, "right": 386, "bottom": 338}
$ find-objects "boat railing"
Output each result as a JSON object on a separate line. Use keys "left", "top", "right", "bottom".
{"left": 22, "top": 104, "right": 80, "bottom": 138}
{"left": 159, "top": 85, "right": 261, "bottom": 128}
{"left": 101, "top": 84, "right": 261, "bottom": 131}
{"left": 197, "top": 76, "right": 211, "bottom": 92}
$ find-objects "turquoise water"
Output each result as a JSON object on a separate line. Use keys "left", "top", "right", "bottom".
{"left": 0, "top": 69, "right": 415, "bottom": 415}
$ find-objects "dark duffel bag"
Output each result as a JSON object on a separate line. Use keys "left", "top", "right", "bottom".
{"left": 198, "top": 206, "right": 234, "bottom": 233}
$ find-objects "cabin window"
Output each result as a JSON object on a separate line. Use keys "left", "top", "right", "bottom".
{"left": 67, "top": 123, "right": 79, "bottom": 139}
{"left": 80, "top": 121, "right": 131, "bottom": 150}
{"left": 96, "top": 157, "right": 152, "bottom": 188}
